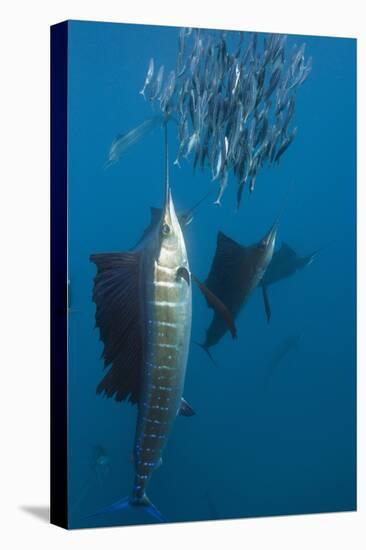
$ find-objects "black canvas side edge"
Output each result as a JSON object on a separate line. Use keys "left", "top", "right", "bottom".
{"left": 50, "top": 21, "right": 68, "bottom": 529}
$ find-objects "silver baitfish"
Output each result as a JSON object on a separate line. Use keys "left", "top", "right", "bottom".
{"left": 105, "top": 115, "right": 163, "bottom": 168}
{"left": 140, "top": 58, "right": 154, "bottom": 99}
{"left": 140, "top": 29, "right": 311, "bottom": 206}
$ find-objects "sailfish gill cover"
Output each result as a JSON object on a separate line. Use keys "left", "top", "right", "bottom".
{"left": 66, "top": 21, "right": 356, "bottom": 528}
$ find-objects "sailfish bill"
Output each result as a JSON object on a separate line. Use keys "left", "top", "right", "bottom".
{"left": 89, "top": 125, "right": 235, "bottom": 522}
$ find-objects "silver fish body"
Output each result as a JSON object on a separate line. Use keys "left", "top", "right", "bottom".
{"left": 92, "top": 129, "right": 192, "bottom": 518}
{"left": 140, "top": 58, "right": 154, "bottom": 98}
{"left": 105, "top": 116, "right": 163, "bottom": 167}
{"left": 132, "top": 183, "right": 192, "bottom": 502}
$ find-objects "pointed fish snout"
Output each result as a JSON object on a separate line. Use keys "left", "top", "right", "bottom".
{"left": 164, "top": 182, "right": 172, "bottom": 211}
{"left": 163, "top": 183, "right": 177, "bottom": 225}
{"left": 263, "top": 222, "right": 278, "bottom": 247}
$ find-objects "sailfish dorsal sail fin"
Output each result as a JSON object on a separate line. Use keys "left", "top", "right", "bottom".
{"left": 279, "top": 242, "right": 298, "bottom": 259}
{"left": 204, "top": 231, "right": 252, "bottom": 309}
{"left": 205, "top": 231, "right": 248, "bottom": 287}
{"left": 90, "top": 251, "right": 143, "bottom": 404}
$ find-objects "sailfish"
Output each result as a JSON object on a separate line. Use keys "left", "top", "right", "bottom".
{"left": 198, "top": 223, "right": 278, "bottom": 359}
{"left": 89, "top": 126, "right": 234, "bottom": 522}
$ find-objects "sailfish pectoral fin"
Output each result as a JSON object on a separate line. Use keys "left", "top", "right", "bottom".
{"left": 261, "top": 284, "right": 272, "bottom": 323}
{"left": 179, "top": 398, "right": 196, "bottom": 416}
{"left": 192, "top": 274, "right": 237, "bottom": 339}
{"left": 176, "top": 266, "right": 191, "bottom": 285}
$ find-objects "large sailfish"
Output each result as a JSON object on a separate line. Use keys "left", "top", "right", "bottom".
{"left": 89, "top": 126, "right": 234, "bottom": 522}
{"left": 90, "top": 127, "right": 191, "bottom": 522}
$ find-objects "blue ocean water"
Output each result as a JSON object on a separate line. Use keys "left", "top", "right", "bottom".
{"left": 66, "top": 20, "right": 356, "bottom": 528}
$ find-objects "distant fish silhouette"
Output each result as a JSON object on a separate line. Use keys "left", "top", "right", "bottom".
{"left": 89, "top": 445, "right": 110, "bottom": 484}
{"left": 265, "top": 331, "right": 304, "bottom": 388}
{"left": 271, "top": 331, "right": 304, "bottom": 367}
{"left": 70, "top": 444, "right": 110, "bottom": 515}
{"left": 204, "top": 489, "right": 220, "bottom": 521}
{"left": 260, "top": 242, "right": 324, "bottom": 322}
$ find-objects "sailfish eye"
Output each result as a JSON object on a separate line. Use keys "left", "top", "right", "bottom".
{"left": 162, "top": 223, "right": 171, "bottom": 236}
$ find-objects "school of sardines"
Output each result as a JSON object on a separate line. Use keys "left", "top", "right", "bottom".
{"left": 140, "top": 29, "right": 312, "bottom": 208}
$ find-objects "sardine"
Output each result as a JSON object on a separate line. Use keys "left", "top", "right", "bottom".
{"left": 149, "top": 65, "right": 165, "bottom": 101}
{"left": 105, "top": 116, "right": 163, "bottom": 167}
{"left": 140, "top": 58, "right": 154, "bottom": 99}
{"left": 274, "top": 127, "right": 297, "bottom": 163}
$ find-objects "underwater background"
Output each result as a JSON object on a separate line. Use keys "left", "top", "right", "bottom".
{"left": 66, "top": 20, "right": 356, "bottom": 528}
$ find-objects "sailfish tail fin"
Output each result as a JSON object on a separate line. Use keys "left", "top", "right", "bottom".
{"left": 134, "top": 495, "right": 167, "bottom": 522}
{"left": 302, "top": 241, "right": 334, "bottom": 268}
{"left": 88, "top": 494, "right": 167, "bottom": 523}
